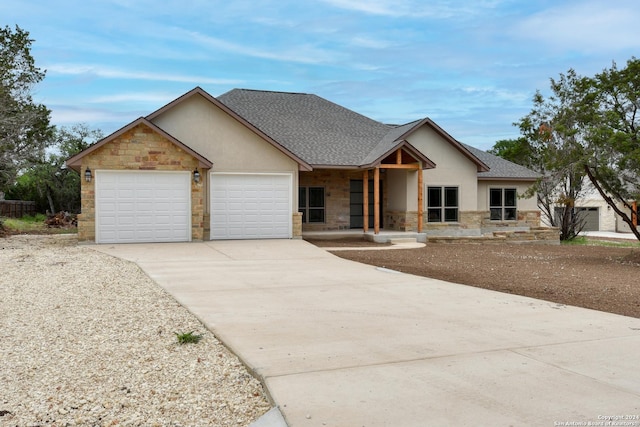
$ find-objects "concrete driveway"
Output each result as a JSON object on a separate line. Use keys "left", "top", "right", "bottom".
{"left": 94, "top": 240, "right": 640, "bottom": 426}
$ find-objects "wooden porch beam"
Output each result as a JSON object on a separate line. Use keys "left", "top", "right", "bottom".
{"left": 374, "top": 167, "right": 380, "bottom": 234}
{"left": 417, "top": 168, "right": 423, "bottom": 233}
{"left": 396, "top": 148, "right": 402, "bottom": 164}
{"left": 378, "top": 163, "right": 420, "bottom": 170}
{"left": 363, "top": 170, "right": 369, "bottom": 233}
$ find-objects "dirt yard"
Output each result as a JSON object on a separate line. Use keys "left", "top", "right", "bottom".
{"left": 309, "top": 239, "right": 640, "bottom": 319}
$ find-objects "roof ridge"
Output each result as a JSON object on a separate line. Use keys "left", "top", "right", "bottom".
{"left": 386, "top": 118, "right": 422, "bottom": 128}
{"left": 222, "top": 88, "right": 389, "bottom": 129}
{"left": 226, "top": 88, "right": 315, "bottom": 96}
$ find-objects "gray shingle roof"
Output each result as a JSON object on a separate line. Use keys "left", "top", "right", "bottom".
{"left": 218, "top": 89, "right": 390, "bottom": 166}
{"left": 218, "top": 88, "right": 539, "bottom": 180}
{"left": 462, "top": 143, "right": 540, "bottom": 180}
{"left": 360, "top": 121, "right": 422, "bottom": 166}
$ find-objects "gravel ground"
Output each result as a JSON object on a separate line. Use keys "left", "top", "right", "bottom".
{"left": 0, "top": 234, "right": 271, "bottom": 427}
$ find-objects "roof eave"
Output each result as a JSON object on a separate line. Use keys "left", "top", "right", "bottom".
{"left": 396, "top": 118, "right": 490, "bottom": 172}
{"left": 146, "top": 87, "right": 313, "bottom": 171}
{"left": 307, "top": 164, "right": 361, "bottom": 170}
{"left": 65, "top": 117, "right": 214, "bottom": 172}
{"left": 360, "top": 140, "right": 436, "bottom": 170}
{"left": 477, "top": 176, "right": 539, "bottom": 181}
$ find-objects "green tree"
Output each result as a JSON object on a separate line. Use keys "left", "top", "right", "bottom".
{"left": 0, "top": 25, "right": 53, "bottom": 193}
{"left": 488, "top": 137, "right": 536, "bottom": 169}
{"left": 499, "top": 59, "right": 640, "bottom": 240}
{"left": 7, "top": 125, "right": 102, "bottom": 213}
{"left": 490, "top": 76, "right": 588, "bottom": 240}
{"left": 522, "top": 71, "right": 591, "bottom": 240}
{"left": 581, "top": 59, "right": 640, "bottom": 239}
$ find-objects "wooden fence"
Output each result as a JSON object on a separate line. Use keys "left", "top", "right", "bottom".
{"left": 0, "top": 200, "right": 37, "bottom": 218}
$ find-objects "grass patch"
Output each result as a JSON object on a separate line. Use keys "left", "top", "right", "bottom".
{"left": 175, "top": 331, "right": 203, "bottom": 345}
{"left": 562, "top": 235, "right": 640, "bottom": 248}
{"left": 561, "top": 236, "right": 589, "bottom": 245}
{"left": 20, "top": 213, "right": 47, "bottom": 223}
{"left": 0, "top": 214, "right": 76, "bottom": 235}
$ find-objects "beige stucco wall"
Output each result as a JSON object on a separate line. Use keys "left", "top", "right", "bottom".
{"left": 616, "top": 204, "right": 636, "bottom": 232}
{"left": 77, "top": 124, "right": 205, "bottom": 242}
{"left": 386, "top": 169, "right": 408, "bottom": 210}
{"left": 477, "top": 180, "right": 538, "bottom": 211}
{"left": 407, "top": 126, "right": 479, "bottom": 211}
{"left": 151, "top": 94, "right": 300, "bottom": 213}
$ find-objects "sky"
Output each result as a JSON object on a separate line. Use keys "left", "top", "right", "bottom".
{"left": 3, "top": 0, "right": 640, "bottom": 151}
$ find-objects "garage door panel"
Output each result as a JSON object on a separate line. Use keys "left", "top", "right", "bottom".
{"left": 96, "top": 171, "right": 191, "bottom": 243}
{"left": 211, "top": 173, "right": 292, "bottom": 240}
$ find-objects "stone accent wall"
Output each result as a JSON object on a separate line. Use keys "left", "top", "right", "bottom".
{"left": 420, "top": 211, "right": 482, "bottom": 237}
{"left": 203, "top": 213, "right": 211, "bottom": 241}
{"left": 292, "top": 212, "right": 302, "bottom": 238}
{"left": 519, "top": 210, "right": 541, "bottom": 227}
{"left": 299, "top": 169, "right": 387, "bottom": 231}
{"left": 78, "top": 124, "right": 205, "bottom": 242}
{"left": 429, "top": 227, "right": 560, "bottom": 244}
{"left": 385, "top": 210, "right": 418, "bottom": 231}
{"left": 480, "top": 209, "right": 540, "bottom": 233}
{"left": 420, "top": 210, "right": 542, "bottom": 237}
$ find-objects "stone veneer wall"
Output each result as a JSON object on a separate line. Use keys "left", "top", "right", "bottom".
{"left": 299, "top": 169, "right": 386, "bottom": 231}
{"left": 375, "top": 206, "right": 544, "bottom": 237}
{"left": 480, "top": 210, "right": 540, "bottom": 233}
{"left": 78, "top": 124, "right": 205, "bottom": 242}
{"left": 292, "top": 212, "right": 303, "bottom": 238}
{"left": 385, "top": 210, "right": 418, "bottom": 231}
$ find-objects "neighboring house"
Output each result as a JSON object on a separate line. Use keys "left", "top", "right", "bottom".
{"left": 66, "top": 87, "right": 542, "bottom": 244}
{"left": 543, "top": 178, "right": 638, "bottom": 232}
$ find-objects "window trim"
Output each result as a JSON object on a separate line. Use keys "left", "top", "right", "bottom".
{"left": 299, "top": 186, "right": 326, "bottom": 224}
{"left": 489, "top": 187, "right": 517, "bottom": 221}
{"left": 426, "top": 185, "right": 459, "bottom": 223}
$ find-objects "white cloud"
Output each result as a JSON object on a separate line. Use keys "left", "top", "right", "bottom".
{"left": 46, "top": 64, "right": 242, "bottom": 85}
{"left": 513, "top": 1, "right": 640, "bottom": 53}
{"left": 50, "top": 106, "right": 137, "bottom": 127}
{"left": 320, "top": 0, "right": 411, "bottom": 16}
{"left": 319, "top": 0, "right": 503, "bottom": 18}
{"left": 87, "top": 93, "right": 178, "bottom": 104}
{"left": 183, "top": 30, "right": 343, "bottom": 65}
{"left": 350, "top": 36, "right": 392, "bottom": 49}
{"left": 461, "top": 86, "right": 529, "bottom": 103}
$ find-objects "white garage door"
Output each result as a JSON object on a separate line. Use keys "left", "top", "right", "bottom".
{"left": 95, "top": 171, "right": 191, "bottom": 243}
{"left": 211, "top": 173, "right": 292, "bottom": 240}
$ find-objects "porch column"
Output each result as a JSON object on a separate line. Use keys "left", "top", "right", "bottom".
{"left": 374, "top": 167, "right": 380, "bottom": 234}
{"left": 417, "top": 167, "right": 423, "bottom": 232}
{"left": 363, "top": 170, "right": 369, "bottom": 232}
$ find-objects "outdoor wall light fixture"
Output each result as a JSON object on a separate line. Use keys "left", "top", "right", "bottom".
{"left": 193, "top": 169, "right": 200, "bottom": 183}
{"left": 84, "top": 167, "right": 92, "bottom": 183}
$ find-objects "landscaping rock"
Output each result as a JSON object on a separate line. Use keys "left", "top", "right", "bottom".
{"left": 0, "top": 234, "right": 271, "bottom": 426}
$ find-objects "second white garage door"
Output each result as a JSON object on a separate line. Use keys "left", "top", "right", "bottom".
{"left": 211, "top": 173, "right": 292, "bottom": 239}
{"left": 95, "top": 171, "right": 191, "bottom": 244}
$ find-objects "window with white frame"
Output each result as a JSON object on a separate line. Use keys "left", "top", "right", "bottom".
{"left": 299, "top": 186, "right": 325, "bottom": 223}
{"left": 490, "top": 188, "right": 517, "bottom": 220}
{"left": 427, "top": 186, "right": 458, "bottom": 222}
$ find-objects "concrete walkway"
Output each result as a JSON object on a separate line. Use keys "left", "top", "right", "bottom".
{"left": 94, "top": 240, "right": 640, "bottom": 426}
